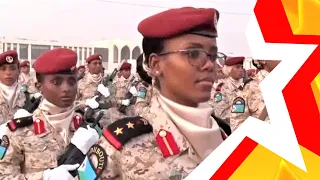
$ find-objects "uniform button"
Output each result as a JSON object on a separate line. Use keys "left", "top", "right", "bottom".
{"left": 159, "top": 130, "right": 167, "bottom": 137}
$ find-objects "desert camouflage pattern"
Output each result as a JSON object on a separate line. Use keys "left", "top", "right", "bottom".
{"left": 77, "top": 74, "right": 101, "bottom": 105}
{"left": 18, "top": 72, "right": 38, "bottom": 94}
{"left": 209, "top": 78, "right": 238, "bottom": 122}
{"left": 99, "top": 94, "right": 210, "bottom": 180}
{"left": 0, "top": 86, "right": 26, "bottom": 125}
{"left": 99, "top": 107, "right": 127, "bottom": 127}
{"left": 112, "top": 76, "right": 137, "bottom": 116}
{"left": 229, "top": 78, "right": 265, "bottom": 131}
{"left": 255, "top": 69, "right": 269, "bottom": 83}
{"left": 134, "top": 82, "right": 159, "bottom": 116}
{"left": 0, "top": 108, "right": 81, "bottom": 180}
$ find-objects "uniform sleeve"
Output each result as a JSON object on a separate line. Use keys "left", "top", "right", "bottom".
{"left": 134, "top": 84, "right": 152, "bottom": 116}
{"left": 98, "top": 139, "right": 121, "bottom": 180}
{"left": 0, "top": 131, "right": 44, "bottom": 180}
{"left": 76, "top": 80, "right": 85, "bottom": 106}
{"left": 107, "top": 83, "right": 121, "bottom": 108}
{"left": 247, "top": 82, "right": 265, "bottom": 119}
{"left": 229, "top": 81, "right": 265, "bottom": 131}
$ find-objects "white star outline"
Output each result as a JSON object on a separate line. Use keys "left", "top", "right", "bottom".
{"left": 186, "top": 13, "right": 318, "bottom": 179}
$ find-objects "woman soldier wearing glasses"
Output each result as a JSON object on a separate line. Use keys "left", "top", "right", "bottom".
{"left": 98, "top": 7, "right": 227, "bottom": 180}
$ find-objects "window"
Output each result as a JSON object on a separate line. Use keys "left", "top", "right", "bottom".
{"left": 121, "top": 45, "right": 130, "bottom": 60}
{"left": 132, "top": 46, "right": 141, "bottom": 60}
{"left": 20, "top": 44, "right": 28, "bottom": 60}
{"left": 79, "top": 48, "right": 83, "bottom": 60}
{"left": 94, "top": 48, "right": 109, "bottom": 62}
{"left": 53, "top": 46, "right": 61, "bottom": 49}
{"left": 13, "top": 44, "right": 17, "bottom": 51}
{"left": 31, "top": 45, "right": 50, "bottom": 60}
{"left": 83, "top": 48, "right": 87, "bottom": 60}
{"left": 113, "top": 45, "right": 118, "bottom": 63}
{"left": 88, "top": 48, "right": 92, "bottom": 56}
{"left": 6, "top": 43, "right": 11, "bottom": 51}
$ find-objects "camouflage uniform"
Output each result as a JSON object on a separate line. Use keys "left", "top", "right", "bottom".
{"left": 209, "top": 78, "right": 238, "bottom": 122}
{"left": 98, "top": 94, "right": 226, "bottom": 180}
{"left": 0, "top": 107, "right": 82, "bottom": 180}
{"left": 18, "top": 72, "right": 38, "bottom": 94}
{"left": 77, "top": 74, "right": 101, "bottom": 105}
{"left": 134, "top": 82, "right": 155, "bottom": 116}
{"left": 229, "top": 78, "right": 265, "bottom": 131}
{"left": 0, "top": 86, "right": 26, "bottom": 125}
{"left": 112, "top": 76, "right": 136, "bottom": 116}
{"left": 256, "top": 69, "right": 269, "bottom": 83}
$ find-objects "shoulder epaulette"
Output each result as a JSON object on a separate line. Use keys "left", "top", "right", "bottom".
{"left": 7, "top": 116, "right": 33, "bottom": 132}
{"left": 239, "top": 78, "right": 253, "bottom": 90}
{"left": 216, "top": 83, "right": 224, "bottom": 91}
{"left": 103, "top": 116, "right": 153, "bottom": 150}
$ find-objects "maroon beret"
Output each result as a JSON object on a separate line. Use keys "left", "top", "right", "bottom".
{"left": 34, "top": 48, "right": 77, "bottom": 74}
{"left": 20, "top": 60, "right": 30, "bottom": 67}
{"left": 77, "top": 65, "right": 85, "bottom": 70}
{"left": 247, "top": 69, "right": 256, "bottom": 76}
{"left": 0, "top": 50, "right": 19, "bottom": 66}
{"left": 86, "top": 54, "right": 102, "bottom": 63}
{"left": 225, "top": 57, "right": 245, "bottom": 66}
{"left": 120, "top": 62, "right": 131, "bottom": 70}
{"left": 138, "top": 7, "right": 219, "bottom": 38}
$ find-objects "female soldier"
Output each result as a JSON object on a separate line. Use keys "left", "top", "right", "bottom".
{"left": 0, "top": 48, "right": 99, "bottom": 179}
{"left": 98, "top": 7, "right": 227, "bottom": 179}
{"left": 0, "top": 50, "right": 26, "bottom": 124}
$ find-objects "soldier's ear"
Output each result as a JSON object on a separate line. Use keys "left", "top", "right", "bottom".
{"left": 35, "top": 82, "right": 41, "bottom": 91}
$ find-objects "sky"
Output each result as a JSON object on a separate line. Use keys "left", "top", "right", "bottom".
{"left": 0, "top": 0, "right": 257, "bottom": 56}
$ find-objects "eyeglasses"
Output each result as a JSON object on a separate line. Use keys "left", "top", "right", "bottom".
{"left": 157, "top": 49, "right": 226, "bottom": 68}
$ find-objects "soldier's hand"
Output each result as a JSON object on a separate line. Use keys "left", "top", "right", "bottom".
{"left": 121, "top": 99, "right": 130, "bottom": 106}
{"left": 129, "top": 86, "right": 138, "bottom": 96}
{"left": 43, "top": 164, "right": 79, "bottom": 180}
{"left": 85, "top": 96, "right": 99, "bottom": 109}
{"left": 97, "top": 84, "right": 110, "bottom": 97}
{"left": 71, "top": 125, "right": 99, "bottom": 154}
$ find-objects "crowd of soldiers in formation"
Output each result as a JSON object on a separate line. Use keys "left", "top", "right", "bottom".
{"left": 0, "top": 6, "right": 281, "bottom": 180}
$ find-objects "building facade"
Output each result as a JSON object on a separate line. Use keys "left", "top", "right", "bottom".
{"left": 0, "top": 37, "right": 142, "bottom": 74}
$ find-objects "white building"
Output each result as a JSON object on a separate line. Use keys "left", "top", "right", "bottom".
{"left": 0, "top": 36, "right": 256, "bottom": 74}
{"left": 0, "top": 37, "right": 142, "bottom": 74}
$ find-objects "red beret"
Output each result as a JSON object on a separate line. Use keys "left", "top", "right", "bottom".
{"left": 120, "top": 62, "right": 131, "bottom": 70}
{"left": 20, "top": 60, "right": 30, "bottom": 67}
{"left": 225, "top": 57, "right": 245, "bottom": 66}
{"left": 138, "top": 7, "right": 219, "bottom": 38}
{"left": 247, "top": 69, "right": 256, "bottom": 76}
{"left": 77, "top": 65, "right": 85, "bottom": 70}
{"left": 0, "top": 50, "right": 19, "bottom": 66}
{"left": 33, "top": 48, "right": 77, "bottom": 74}
{"left": 86, "top": 54, "right": 102, "bottom": 63}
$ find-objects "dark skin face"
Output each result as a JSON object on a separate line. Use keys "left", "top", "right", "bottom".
{"left": 88, "top": 60, "right": 102, "bottom": 74}
{"left": 230, "top": 64, "right": 244, "bottom": 80}
{"left": 78, "top": 68, "right": 85, "bottom": 75}
{"left": 120, "top": 69, "right": 131, "bottom": 79}
{"left": 38, "top": 73, "right": 78, "bottom": 108}
{"left": 21, "top": 66, "right": 30, "bottom": 74}
{"left": 0, "top": 64, "right": 20, "bottom": 86}
{"left": 149, "top": 34, "right": 218, "bottom": 107}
